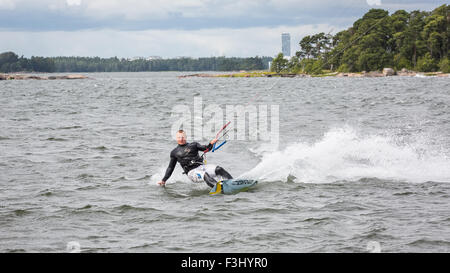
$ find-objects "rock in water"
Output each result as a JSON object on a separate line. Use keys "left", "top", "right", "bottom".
{"left": 383, "top": 68, "right": 395, "bottom": 76}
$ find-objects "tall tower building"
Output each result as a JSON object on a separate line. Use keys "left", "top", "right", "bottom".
{"left": 281, "top": 33, "right": 291, "bottom": 57}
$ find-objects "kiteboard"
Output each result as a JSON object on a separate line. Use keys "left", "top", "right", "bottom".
{"left": 209, "top": 179, "right": 258, "bottom": 195}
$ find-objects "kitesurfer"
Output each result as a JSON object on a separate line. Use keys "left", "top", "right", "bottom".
{"left": 157, "top": 130, "right": 233, "bottom": 187}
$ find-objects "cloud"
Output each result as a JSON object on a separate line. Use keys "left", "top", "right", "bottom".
{"left": 0, "top": 0, "right": 447, "bottom": 57}
{"left": 366, "top": 0, "right": 382, "bottom": 6}
{"left": 381, "top": 0, "right": 446, "bottom": 12}
{"left": 0, "top": 0, "right": 15, "bottom": 10}
{"left": 0, "top": 0, "right": 369, "bottom": 31}
{"left": 66, "top": 0, "right": 81, "bottom": 6}
{"left": 1, "top": 0, "right": 446, "bottom": 32}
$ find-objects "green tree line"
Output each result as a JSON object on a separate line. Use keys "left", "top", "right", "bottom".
{"left": 0, "top": 52, "right": 272, "bottom": 73}
{"left": 272, "top": 4, "right": 449, "bottom": 74}
{"left": 0, "top": 52, "right": 56, "bottom": 73}
{"left": 51, "top": 56, "right": 272, "bottom": 72}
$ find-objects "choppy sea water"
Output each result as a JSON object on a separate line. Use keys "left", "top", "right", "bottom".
{"left": 0, "top": 72, "right": 449, "bottom": 253}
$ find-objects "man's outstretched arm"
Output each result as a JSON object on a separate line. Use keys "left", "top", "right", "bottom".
{"left": 158, "top": 155, "right": 177, "bottom": 186}
{"left": 196, "top": 139, "right": 218, "bottom": 151}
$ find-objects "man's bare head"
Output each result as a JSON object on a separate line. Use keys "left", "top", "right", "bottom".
{"left": 176, "top": 130, "right": 187, "bottom": 145}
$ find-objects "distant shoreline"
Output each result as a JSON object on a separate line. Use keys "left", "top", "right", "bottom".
{"left": 2, "top": 70, "right": 449, "bottom": 81}
{"left": 0, "top": 73, "right": 89, "bottom": 80}
{"left": 178, "top": 70, "right": 450, "bottom": 78}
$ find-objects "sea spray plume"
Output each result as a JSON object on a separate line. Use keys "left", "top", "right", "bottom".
{"left": 240, "top": 127, "right": 450, "bottom": 184}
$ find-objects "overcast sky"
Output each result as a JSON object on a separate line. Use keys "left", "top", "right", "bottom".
{"left": 0, "top": 0, "right": 447, "bottom": 58}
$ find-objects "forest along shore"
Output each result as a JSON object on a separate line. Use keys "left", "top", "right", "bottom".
{"left": 0, "top": 74, "right": 89, "bottom": 80}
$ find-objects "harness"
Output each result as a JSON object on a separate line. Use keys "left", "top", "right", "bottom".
{"left": 182, "top": 121, "right": 231, "bottom": 174}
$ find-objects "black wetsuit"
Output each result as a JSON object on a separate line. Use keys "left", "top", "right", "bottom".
{"left": 161, "top": 142, "right": 232, "bottom": 186}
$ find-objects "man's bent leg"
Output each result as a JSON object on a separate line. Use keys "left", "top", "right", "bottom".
{"left": 203, "top": 173, "right": 217, "bottom": 188}
{"left": 187, "top": 164, "right": 230, "bottom": 187}
{"left": 215, "top": 166, "right": 233, "bottom": 180}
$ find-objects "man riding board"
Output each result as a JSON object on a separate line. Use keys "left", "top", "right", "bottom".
{"left": 157, "top": 130, "right": 233, "bottom": 187}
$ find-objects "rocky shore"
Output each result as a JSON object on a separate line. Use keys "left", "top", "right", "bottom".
{"left": 178, "top": 68, "right": 449, "bottom": 78}
{"left": 0, "top": 74, "right": 89, "bottom": 80}
{"left": 177, "top": 72, "right": 306, "bottom": 78}
{"left": 335, "top": 68, "right": 448, "bottom": 77}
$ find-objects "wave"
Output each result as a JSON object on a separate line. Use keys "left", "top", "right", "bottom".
{"left": 57, "top": 125, "right": 82, "bottom": 130}
{"left": 240, "top": 126, "right": 450, "bottom": 184}
{"left": 46, "top": 137, "right": 68, "bottom": 141}
{"left": 113, "top": 205, "right": 160, "bottom": 213}
{"left": 12, "top": 209, "right": 33, "bottom": 217}
{"left": 92, "top": 146, "right": 108, "bottom": 150}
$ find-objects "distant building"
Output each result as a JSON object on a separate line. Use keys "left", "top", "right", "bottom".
{"left": 129, "top": 56, "right": 145, "bottom": 61}
{"left": 281, "top": 33, "right": 291, "bottom": 57}
{"left": 146, "top": 56, "right": 162, "bottom": 60}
